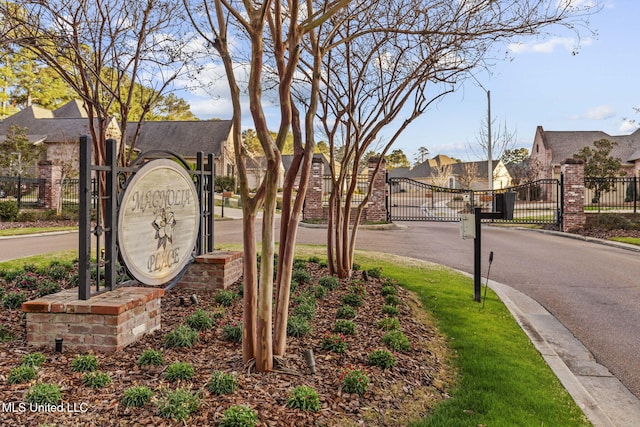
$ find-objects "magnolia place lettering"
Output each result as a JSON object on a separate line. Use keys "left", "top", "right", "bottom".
{"left": 130, "top": 188, "right": 193, "bottom": 213}
{"left": 147, "top": 247, "right": 181, "bottom": 273}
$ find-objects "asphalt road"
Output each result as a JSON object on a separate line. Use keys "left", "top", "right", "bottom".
{"left": 3, "top": 220, "right": 640, "bottom": 399}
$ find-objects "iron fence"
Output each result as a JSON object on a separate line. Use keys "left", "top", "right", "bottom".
{"left": 322, "top": 175, "right": 370, "bottom": 205}
{"left": 584, "top": 176, "right": 639, "bottom": 213}
{"left": 0, "top": 175, "right": 44, "bottom": 209}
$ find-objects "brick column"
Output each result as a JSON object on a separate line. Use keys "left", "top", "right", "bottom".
{"left": 38, "top": 160, "right": 62, "bottom": 210}
{"left": 303, "top": 156, "right": 324, "bottom": 222}
{"left": 366, "top": 157, "right": 387, "bottom": 222}
{"left": 561, "top": 159, "right": 585, "bottom": 232}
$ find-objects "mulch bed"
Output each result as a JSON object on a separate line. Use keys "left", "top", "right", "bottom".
{"left": 0, "top": 260, "right": 453, "bottom": 426}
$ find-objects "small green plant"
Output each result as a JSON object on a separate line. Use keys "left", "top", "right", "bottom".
{"left": 221, "top": 321, "right": 242, "bottom": 343}
{"left": 8, "top": 365, "right": 37, "bottom": 384}
{"left": 286, "top": 385, "right": 321, "bottom": 412}
{"left": 82, "top": 371, "right": 111, "bottom": 388}
{"left": 164, "top": 325, "right": 199, "bottom": 348}
{"left": 333, "top": 319, "right": 356, "bottom": 335}
{"left": 165, "top": 362, "right": 195, "bottom": 382}
{"left": 2, "top": 291, "right": 26, "bottom": 309}
{"left": 384, "top": 295, "right": 401, "bottom": 306}
{"left": 311, "top": 285, "right": 327, "bottom": 299}
{"left": 291, "top": 291, "right": 316, "bottom": 308}
{"left": 0, "top": 324, "right": 13, "bottom": 342}
{"left": 206, "top": 370, "right": 238, "bottom": 395}
{"left": 214, "top": 289, "right": 238, "bottom": 306}
{"left": 293, "top": 302, "right": 315, "bottom": 320}
{"left": 367, "top": 350, "right": 397, "bottom": 369}
{"left": 37, "top": 281, "right": 61, "bottom": 297}
{"left": 349, "top": 282, "right": 367, "bottom": 297}
{"left": 25, "top": 383, "right": 62, "bottom": 405}
{"left": 308, "top": 256, "right": 320, "bottom": 263}
{"left": 336, "top": 305, "right": 356, "bottom": 320}
{"left": 342, "top": 292, "right": 363, "bottom": 307}
{"left": 287, "top": 315, "right": 312, "bottom": 337}
{"left": 16, "top": 272, "right": 38, "bottom": 289}
{"left": 352, "top": 263, "right": 361, "bottom": 271}
{"left": 366, "top": 267, "right": 383, "bottom": 279}
{"left": 341, "top": 367, "right": 369, "bottom": 395}
{"left": 46, "top": 264, "right": 70, "bottom": 281}
{"left": 138, "top": 349, "right": 164, "bottom": 367}
{"left": 21, "top": 352, "right": 46, "bottom": 367}
{"left": 382, "top": 330, "right": 411, "bottom": 352}
{"left": 321, "top": 333, "right": 347, "bottom": 353}
{"left": 292, "top": 269, "right": 311, "bottom": 284}
{"left": 185, "top": 309, "right": 214, "bottom": 331}
{"left": 155, "top": 388, "right": 200, "bottom": 421}
{"left": 122, "top": 385, "right": 153, "bottom": 407}
{"left": 380, "top": 285, "right": 397, "bottom": 296}
{"left": 381, "top": 304, "right": 400, "bottom": 316}
{"left": 318, "top": 275, "right": 339, "bottom": 290}
{"left": 210, "top": 306, "right": 226, "bottom": 320}
{"left": 219, "top": 405, "right": 258, "bottom": 427}
{"left": 0, "top": 200, "right": 19, "bottom": 221}
{"left": 71, "top": 354, "right": 98, "bottom": 372}
{"left": 376, "top": 317, "right": 400, "bottom": 331}
{"left": 293, "top": 258, "right": 308, "bottom": 270}
{"left": 319, "top": 260, "right": 328, "bottom": 268}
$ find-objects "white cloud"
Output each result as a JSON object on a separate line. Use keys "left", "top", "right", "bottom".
{"left": 508, "top": 37, "right": 592, "bottom": 54}
{"left": 583, "top": 105, "right": 616, "bottom": 120}
{"left": 619, "top": 120, "right": 639, "bottom": 134}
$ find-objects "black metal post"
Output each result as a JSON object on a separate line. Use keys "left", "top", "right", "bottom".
{"left": 634, "top": 176, "right": 637, "bottom": 215}
{"left": 79, "top": 136, "right": 92, "bottom": 300}
{"left": 208, "top": 155, "right": 214, "bottom": 252}
{"left": 16, "top": 175, "right": 21, "bottom": 209}
{"left": 105, "top": 139, "right": 117, "bottom": 291}
{"left": 474, "top": 207, "right": 482, "bottom": 302}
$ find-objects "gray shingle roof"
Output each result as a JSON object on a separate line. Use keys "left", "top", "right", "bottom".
{"left": 127, "top": 120, "right": 232, "bottom": 157}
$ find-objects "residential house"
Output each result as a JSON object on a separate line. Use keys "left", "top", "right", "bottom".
{"left": 530, "top": 125, "right": 640, "bottom": 180}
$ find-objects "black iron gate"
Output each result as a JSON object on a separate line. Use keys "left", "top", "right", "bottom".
{"left": 387, "top": 177, "right": 561, "bottom": 225}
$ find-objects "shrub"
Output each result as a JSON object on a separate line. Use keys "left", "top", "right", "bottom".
{"left": 16, "top": 272, "right": 38, "bottom": 289}
{"left": 214, "top": 289, "right": 238, "bottom": 307}
{"left": 341, "top": 368, "right": 369, "bottom": 395}
{"left": 342, "top": 292, "right": 363, "bottom": 307}
{"left": 293, "top": 302, "right": 315, "bottom": 320}
{"left": 221, "top": 321, "right": 242, "bottom": 342}
{"left": 71, "top": 354, "right": 98, "bottom": 372}
{"left": 185, "top": 309, "right": 214, "bottom": 331}
{"left": 318, "top": 275, "right": 339, "bottom": 290}
{"left": 382, "top": 330, "right": 411, "bottom": 352}
{"left": 291, "top": 292, "right": 316, "bottom": 308}
{"left": 380, "top": 285, "right": 397, "bottom": 296}
{"left": 366, "top": 267, "right": 383, "bottom": 279}
{"left": 0, "top": 324, "right": 13, "bottom": 342}
{"left": 155, "top": 388, "right": 200, "bottom": 421}
{"left": 122, "top": 386, "right": 153, "bottom": 407}
{"left": 352, "top": 263, "right": 361, "bottom": 271}
{"left": 8, "top": 366, "right": 37, "bottom": 384}
{"left": 292, "top": 269, "right": 311, "bottom": 285}
{"left": 37, "top": 281, "right": 61, "bottom": 297}
{"left": 368, "top": 350, "right": 397, "bottom": 369}
{"left": 0, "top": 200, "right": 19, "bottom": 221}
{"left": 25, "top": 383, "right": 62, "bottom": 405}
{"left": 3, "top": 291, "right": 26, "bottom": 309}
{"left": 333, "top": 319, "right": 356, "bottom": 335}
{"left": 349, "top": 282, "right": 367, "bottom": 297}
{"left": 46, "top": 264, "right": 70, "bottom": 281}
{"left": 206, "top": 370, "right": 238, "bottom": 395}
{"left": 319, "top": 260, "right": 328, "bottom": 268}
{"left": 286, "top": 385, "right": 321, "bottom": 412}
{"left": 376, "top": 317, "right": 400, "bottom": 331}
{"left": 22, "top": 263, "right": 37, "bottom": 272}
{"left": 210, "top": 306, "right": 226, "bottom": 320}
{"left": 21, "top": 352, "right": 46, "bottom": 368}
{"left": 336, "top": 305, "right": 356, "bottom": 320}
{"left": 138, "top": 349, "right": 164, "bottom": 367}
{"left": 219, "top": 405, "right": 257, "bottom": 427}
{"left": 321, "top": 333, "right": 347, "bottom": 353}
{"left": 165, "top": 362, "right": 195, "bottom": 382}
{"left": 82, "top": 371, "right": 111, "bottom": 388}
{"left": 384, "top": 295, "right": 401, "bottom": 306}
{"left": 308, "top": 256, "right": 320, "bottom": 264}
{"left": 381, "top": 304, "right": 400, "bottom": 316}
{"left": 293, "top": 258, "right": 308, "bottom": 270}
{"left": 287, "top": 315, "right": 312, "bottom": 337}
{"left": 164, "top": 325, "right": 199, "bottom": 348}
{"left": 311, "top": 285, "right": 327, "bottom": 299}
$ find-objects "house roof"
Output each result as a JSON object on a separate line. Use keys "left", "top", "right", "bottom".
{"left": 535, "top": 125, "right": 640, "bottom": 164}
{"left": 281, "top": 153, "right": 335, "bottom": 174}
{"left": 53, "top": 99, "right": 88, "bottom": 118}
{"left": 407, "top": 157, "right": 501, "bottom": 179}
{"left": 0, "top": 117, "right": 96, "bottom": 142}
{"left": 127, "top": 120, "right": 232, "bottom": 157}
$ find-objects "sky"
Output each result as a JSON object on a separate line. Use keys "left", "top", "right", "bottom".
{"left": 180, "top": 0, "right": 639, "bottom": 164}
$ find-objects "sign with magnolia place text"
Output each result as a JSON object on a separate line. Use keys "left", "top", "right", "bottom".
{"left": 118, "top": 159, "right": 199, "bottom": 286}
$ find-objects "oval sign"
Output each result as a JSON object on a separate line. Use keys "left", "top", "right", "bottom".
{"left": 118, "top": 159, "right": 199, "bottom": 286}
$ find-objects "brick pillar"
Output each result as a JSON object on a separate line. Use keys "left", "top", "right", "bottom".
{"left": 366, "top": 157, "right": 387, "bottom": 222}
{"left": 561, "top": 159, "right": 585, "bottom": 232}
{"left": 303, "top": 156, "right": 324, "bottom": 222}
{"left": 38, "top": 160, "right": 62, "bottom": 210}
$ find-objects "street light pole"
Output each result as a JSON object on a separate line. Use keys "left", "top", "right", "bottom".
{"left": 487, "top": 90, "right": 492, "bottom": 192}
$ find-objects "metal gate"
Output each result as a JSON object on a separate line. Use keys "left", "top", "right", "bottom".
{"left": 387, "top": 177, "right": 561, "bottom": 225}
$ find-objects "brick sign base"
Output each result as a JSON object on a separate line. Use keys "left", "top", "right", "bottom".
{"left": 22, "top": 287, "right": 163, "bottom": 353}
{"left": 175, "top": 251, "right": 243, "bottom": 291}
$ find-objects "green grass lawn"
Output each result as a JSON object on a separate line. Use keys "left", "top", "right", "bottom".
{"left": 0, "top": 226, "right": 77, "bottom": 237}
{"left": 1, "top": 246, "right": 590, "bottom": 426}
{"left": 610, "top": 236, "right": 640, "bottom": 246}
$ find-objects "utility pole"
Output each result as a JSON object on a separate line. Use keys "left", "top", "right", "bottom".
{"left": 470, "top": 74, "right": 493, "bottom": 191}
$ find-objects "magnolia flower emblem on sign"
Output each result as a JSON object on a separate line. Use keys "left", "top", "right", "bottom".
{"left": 152, "top": 208, "right": 177, "bottom": 249}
